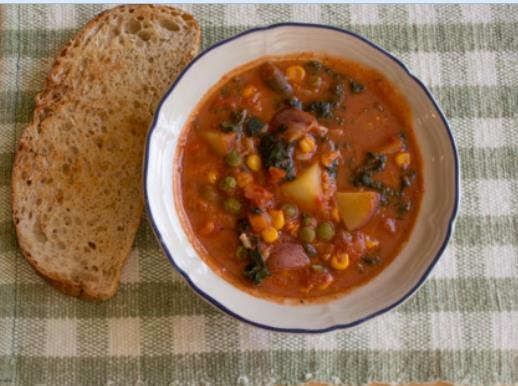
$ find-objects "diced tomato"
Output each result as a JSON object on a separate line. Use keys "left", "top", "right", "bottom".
{"left": 243, "top": 183, "right": 273, "bottom": 208}
{"left": 305, "top": 270, "right": 334, "bottom": 291}
{"left": 268, "top": 167, "right": 286, "bottom": 185}
{"left": 346, "top": 232, "right": 367, "bottom": 263}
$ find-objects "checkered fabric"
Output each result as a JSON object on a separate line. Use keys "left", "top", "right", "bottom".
{"left": 0, "top": 4, "right": 517, "bottom": 386}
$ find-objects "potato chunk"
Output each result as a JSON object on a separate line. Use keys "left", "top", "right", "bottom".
{"left": 335, "top": 191, "right": 380, "bottom": 231}
{"left": 280, "top": 163, "right": 322, "bottom": 210}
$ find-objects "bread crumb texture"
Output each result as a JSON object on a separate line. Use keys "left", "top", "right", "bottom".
{"left": 11, "top": 5, "right": 200, "bottom": 301}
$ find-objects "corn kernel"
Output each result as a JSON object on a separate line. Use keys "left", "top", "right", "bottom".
{"left": 236, "top": 172, "right": 253, "bottom": 188}
{"left": 331, "top": 207, "right": 340, "bottom": 222}
{"left": 246, "top": 154, "right": 262, "bottom": 172}
{"left": 330, "top": 253, "right": 350, "bottom": 271}
{"left": 207, "top": 170, "right": 218, "bottom": 184}
{"left": 269, "top": 210, "right": 285, "bottom": 230}
{"left": 242, "top": 85, "right": 258, "bottom": 98}
{"left": 298, "top": 135, "right": 316, "bottom": 153}
{"left": 261, "top": 226, "right": 279, "bottom": 243}
{"left": 395, "top": 152, "right": 411, "bottom": 169}
{"left": 365, "top": 236, "right": 380, "bottom": 250}
{"left": 286, "top": 65, "right": 306, "bottom": 82}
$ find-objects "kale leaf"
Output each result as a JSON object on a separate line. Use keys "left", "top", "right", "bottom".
{"left": 353, "top": 152, "right": 394, "bottom": 206}
{"left": 304, "top": 100, "right": 333, "bottom": 119}
{"left": 258, "top": 134, "right": 296, "bottom": 181}
{"left": 219, "top": 110, "right": 247, "bottom": 133}
{"left": 349, "top": 79, "right": 365, "bottom": 94}
{"left": 245, "top": 116, "right": 265, "bottom": 137}
{"left": 244, "top": 247, "right": 271, "bottom": 285}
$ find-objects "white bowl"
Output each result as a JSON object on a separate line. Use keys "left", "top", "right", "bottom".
{"left": 143, "top": 23, "right": 460, "bottom": 333}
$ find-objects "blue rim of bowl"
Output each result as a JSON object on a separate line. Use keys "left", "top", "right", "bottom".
{"left": 143, "top": 22, "right": 461, "bottom": 333}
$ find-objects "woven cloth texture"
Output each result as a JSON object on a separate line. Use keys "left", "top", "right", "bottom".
{"left": 0, "top": 4, "right": 517, "bottom": 386}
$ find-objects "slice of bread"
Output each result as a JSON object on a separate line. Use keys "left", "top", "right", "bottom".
{"left": 12, "top": 5, "right": 200, "bottom": 301}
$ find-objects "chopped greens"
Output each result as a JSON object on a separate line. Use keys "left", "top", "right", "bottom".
{"left": 244, "top": 247, "right": 271, "bottom": 285}
{"left": 285, "top": 97, "right": 303, "bottom": 110}
{"left": 305, "top": 60, "right": 323, "bottom": 74}
{"left": 220, "top": 110, "right": 248, "bottom": 133}
{"left": 236, "top": 218, "right": 251, "bottom": 234}
{"left": 304, "top": 100, "right": 333, "bottom": 119}
{"left": 250, "top": 207, "right": 262, "bottom": 215}
{"left": 258, "top": 134, "right": 296, "bottom": 181}
{"left": 397, "top": 200, "right": 412, "bottom": 218}
{"left": 353, "top": 152, "right": 394, "bottom": 206}
{"left": 399, "top": 131, "right": 409, "bottom": 151}
{"left": 245, "top": 116, "right": 265, "bottom": 136}
{"left": 349, "top": 79, "right": 365, "bottom": 94}
{"left": 303, "top": 243, "right": 317, "bottom": 257}
{"left": 362, "top": 255, "right": 381, "bottom": 266}
{"left": 354, "top": 152, "right": 387, "bottom": 178}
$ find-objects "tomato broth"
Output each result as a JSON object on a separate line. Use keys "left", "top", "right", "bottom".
{"left": 177, "top": 54, "right": 423, "bottom": 301}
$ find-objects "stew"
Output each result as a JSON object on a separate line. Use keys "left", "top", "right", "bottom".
{"left": 177, "top": 54, "right": 423, "bottom": 301}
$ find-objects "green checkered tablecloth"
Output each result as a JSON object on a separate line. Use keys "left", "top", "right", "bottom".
{"left": 1, "top": 4, "right": 517, "bottom": 385}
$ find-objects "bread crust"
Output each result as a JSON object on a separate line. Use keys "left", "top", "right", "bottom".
{"left": 12, "top": 5, "right": 201, "bottom": 301}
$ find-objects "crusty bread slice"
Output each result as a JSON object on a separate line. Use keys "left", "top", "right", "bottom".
{"left": 12, "top": 5, "right": 200, "bottom": 301}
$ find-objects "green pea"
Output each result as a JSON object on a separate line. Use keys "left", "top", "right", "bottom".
{"left": 200, "top": 185, "right": 219, "bottom": 202}
{"left": 316, "top": 221, "right": 335, "bottom": 241}
{"left": 299, "top": 226, "right": 316, "bottom": 243}
{"left": 223, "top": 197, "right": 242, "bottom": 215}
{"left": 301, "top": 213, "right": 316, "bottom": 227}
{"left": 225, "top": 149, "right": 242, "bottom": 168}
{"left": 282, "top": 203, "right": 299, "bottom": 219}
{"left": 218, "top": 176, "right": 237, "bottom": 192}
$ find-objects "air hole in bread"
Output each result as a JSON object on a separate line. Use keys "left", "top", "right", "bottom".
{"left": 33, "top": 219, "right": 48, "bottom": 243}
{"left": 182, "top": 14, "right": 193, "bottom": 21}
{"left": 137, "top": 15, "right": 144, "bottom": 21}
{"left": 56, "top": 190, "right": 64, "bottom": 204}
{"left": 160, "top": 19, "right": 180, "bottom": 31}
{"left": 36, "top": 198, "right": 42, "bottom": 206}
{"left": 138, "top": 30, "right": 152, "bottom": 41}
{"left": 26, "top": 179, "right": 32, "bottom": 186}
{"left": 126, "top": 19, "right": 141, "bottom": 34}
{"left": 88, "top": 241, "right": 97, "bottom": 250}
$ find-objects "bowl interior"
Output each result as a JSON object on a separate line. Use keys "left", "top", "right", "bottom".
{"left": 144, "top": 24, "right": 458, "bottom": 332}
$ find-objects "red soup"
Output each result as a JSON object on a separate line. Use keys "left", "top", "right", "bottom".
{"left": 177, "top": 54, "right": 423, "bottom": 301}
